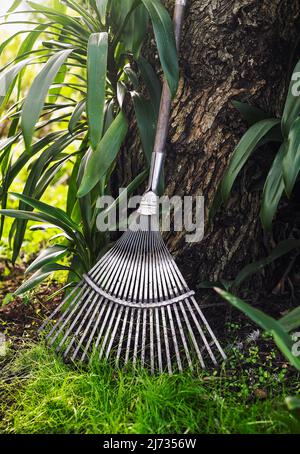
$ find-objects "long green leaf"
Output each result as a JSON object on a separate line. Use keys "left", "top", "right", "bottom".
{"left": 260, "top": 143, "right": 285, "bottom": 231}
{"left": 95, "top": 0, "right": 109, "bottom": 24}
{"left": 15, "top": 263, "right": 70, "bottom": 296}
{"left": 232, "top": 100, "right": 269, "bottom": 126}
{"left": 141, "top": 0, "right": 178, "bottom": 97}
{"left": 132, "top": 91, "right": 156, "bottom": 165}
{"left": 26, "top": 245, "right": 68, "bottom": 274}
{"left": 87, "top": 33, "right": 108, "bottom": 151}
{"left": 69, "top": 99, "right": 86, "bottom": 134}
{"left": 220, "top": 119, "right": 280, "bottom": 204}
{"left": 137, "top": 56, "right": 161, "bottom": 114}
{"left": 283, "top": 116, "right": 300, "bottom": 197}
{"left": 282, "top": 59, "right": 300, "bottom": 138}
{"left": 0, "top": 57, "right": 34, "bottom": 108}
{"left": 78, "top": 111, "right": 128, "bottom": 197}
{"left": 215, "top": 288, "right": 300, "bottom": 371}
{"left": 10, "top": 192, "right": 80, "bottom": 232}
{"left": 21, "top": 49, "right": 73, "bottom": 150}
{"left": 233, "top": 239, "right": 300, "bottom": 288}
{"left": 280, "top": 306, "right": 300, "bottom": 333}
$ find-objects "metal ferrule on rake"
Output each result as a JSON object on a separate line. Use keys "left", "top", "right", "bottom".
{"left": 39, "top": 0, "right": 226, "bottom": 374}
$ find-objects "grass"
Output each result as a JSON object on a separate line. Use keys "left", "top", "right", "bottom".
{"left": 1, "top": 343, "right": 300, "bottom": 434}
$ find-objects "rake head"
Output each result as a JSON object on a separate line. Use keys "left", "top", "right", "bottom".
{"left": 39, "top": 214, "right": 226, "bottom": 374}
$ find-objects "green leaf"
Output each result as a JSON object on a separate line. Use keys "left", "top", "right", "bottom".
{"left": 137, "top": 56, "right": 161, "bottom": 114}
{"left": 141, "top": 0, "right": 178, "bottom": 97}
{"left": 285, "top": 397, "right": 300, "bottom": 412}
{"left": 220, "top": 119, "right": 280, "bottom": 204}
{"left": 121, "top": 3, "right": 149, "bottom": 58}
{"left": 7, "top": 0, "right": 22, "bottom": 13}
{"left": 21, "top": 49, "right": 73, "bottom": 150}
{"left": 10, "top": 192, "right": 80, "bottom": 233}
{"left": 215, "top": 288, "right": 300, "bottom": 371}
{"left": 78, "top": 111, "right": 128, "bottom": 197}
{"left": 26, "top": 245, "right": 68, "bottom": 274}
{"left": 69, "top": 99, "right": 86, "bottom": 134}
{"left": 0, "top": 58, "right": 34, "bottom": 108}
{"left": 232, "top": 100, "right": 269, "bottom": 126}
{"left": 282, "top": 59, "right": 300, "bottom": 138}
{"left": 233, "top": 239, "right": 300, "bottom": 289}
{"left": 132, "top": 91, "right": 156, "bottom": 165}
{"left": 87, "top": 33, "right": 108, "bottom": 151}
{"left": 95, "top": 0, "right": 109, "bottom": 24}
{"left": 283, "top": 117, "right": 300, "bottom": 197}
{"left": 15, "top": 263, "right": 70, "bottom": 296}
{"left": 280, "top": 306, "right": 300, "bottom": 332}
{"left": 260, "top": 143, "right": 285, "bottom": 231}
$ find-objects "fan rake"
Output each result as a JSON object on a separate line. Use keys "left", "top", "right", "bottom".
{"left": 39, "top": 0, "right": 226, "bottom": 373}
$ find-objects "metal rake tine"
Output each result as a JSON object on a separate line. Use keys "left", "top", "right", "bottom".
{"left": 104, "top": 305, "right": 125, "bottom": 360}
{"left": 184, "top": 298, "right": 218, "bottom": 366}
{"left": 179, "top": 300, "right": 205, "bottom": 368}
{"left": 124, "top": 308, "right": 135, "bottom": 365}
{"left": 38, "top": 282, "right": 82, "bottom": 332}
{"left": 116, "top": 306, "right": 129, "bottom": 366}
{"left": 155, "top": 239, "right": 190, "bottom": 370}
{"left": 71, "top": 295, "right": 104, "bottom": 361}
{"left": 80, "top": 299, "right": 107, "bottom": 362}
{"left": 132, "top": 308, "right": 141, "bottom": 365}
{"left": 141, "top": 309, "right": 147, "bottom": 367}
{"left": 191, "top": 296, "right": 227, "bottom": 361}
{"left": 62, "top": 292, "right": 99, "bottom": 358}
{"left": 46, "top": 284, "right": 87, "bottom": 343}
{"left": 55, "top": 291, "right": 95, "bottom": 352}
{"left": 94, "top": 300, "right": 114, "bottom": 350}
{"left": 99, "top": 304, "right": 118, "bottom": 359}
{"left": 152, "top": 231, "right": 172, "bottom": 374}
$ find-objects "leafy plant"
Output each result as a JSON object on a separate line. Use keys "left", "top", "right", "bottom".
{"left": 199, "top": 239, "right": 300, "bottom": 292}
{"left": 215, "top": 288, "right": 300, "bottom": 372}
{"left": 0, "top": 0, "right": 178, "bottom": 293}
{"left": 211, "top": 60, "right": 300, "bottom": 231}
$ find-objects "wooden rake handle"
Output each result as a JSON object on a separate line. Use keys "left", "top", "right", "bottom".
{"left": 147, "top": 0, "right": 187, "bottom": 194}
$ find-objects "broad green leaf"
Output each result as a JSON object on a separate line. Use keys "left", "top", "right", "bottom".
{"left": 87, "top": 33, "right": 108, "bottom": 151}
{"left": 260, "top": 143, "right": 285, "bottom": 231}
{"left": 215, "top": 288, "right": 300, "bottom": 371}
{"left": 69, "top": 99, "right": 86, "bottom": 134}
{"left": 280, "top": 306, "right": 300, "bottom": 332}
{"left": 15, "top": 263, "right": 70, "bottom": 296}
{"left": 283, "top": 116, "right": 300, "bottom": 197}
{"left": 121, "top": 3, "right": 149, "bottom": 58}
{"left": 132, "top": 91, "right": 156, "bottom": 165}
{"left": 26, "top": 245, "right": 68, "bottom": 274}
{"left": 233, "top": 239, "right": 300, "bottom": 289}
{"left": 48, "top": 64, "right": 67, "bottom": 103}
{"left": 95, "top": 0, "right": 109, "bottom": 24}
{"left": 232, "top": 100, "right": 269, "bottom": 126}
{"left": 137, "top": 56, "right": 161, "bottom": 114}
{"left": 282, "top": 59, "right": 300, "bottom": 138}
{"left": 0, "top": 58, "right": 34, "bottom": 108}
{"left": 220, "top": 119, "right": 280, "bottom": 204}
{"left": 21, "top": 49, "right": 73, "bottom": 150}
{"left": 78, "top": 111, "right": 128, "bottom": 197}
{"left": 141, "top": 0, "right": 179, "bottom": 97}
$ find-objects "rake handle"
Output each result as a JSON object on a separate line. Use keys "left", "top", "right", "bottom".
{"left": 147, "top": 0, "right": 187, "bottom": 194}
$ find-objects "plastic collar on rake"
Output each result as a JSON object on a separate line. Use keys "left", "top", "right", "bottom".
{"left": 137, "top": 191, "right": 158, "bottom": 216}
{"left": 83, "top": 274, "right": 195, "bottom": 308}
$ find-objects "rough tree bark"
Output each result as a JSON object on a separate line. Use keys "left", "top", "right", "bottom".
{"left": 119, "top": 0, "right": 300, "bottom": 292}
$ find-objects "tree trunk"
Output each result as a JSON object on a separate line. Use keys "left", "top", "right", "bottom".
{"left": 119, "top": 0, "right": 300, "bottom": 291}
